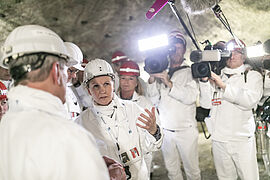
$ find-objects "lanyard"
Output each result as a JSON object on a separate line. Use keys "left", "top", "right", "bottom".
{"left": 93, "top": 104, "right": 132, "bottom": 164}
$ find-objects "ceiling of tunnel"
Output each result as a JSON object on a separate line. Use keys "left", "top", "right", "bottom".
{"left": 0, "top": 0, "right": 270, "bottom": 63}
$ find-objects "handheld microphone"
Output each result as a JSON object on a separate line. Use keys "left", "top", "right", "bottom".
{"left": 146, "top": 0, "right": 169, "bottom": 20}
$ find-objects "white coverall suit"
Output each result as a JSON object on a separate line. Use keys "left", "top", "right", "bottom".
{"left": 65, "top": 84, "right": 81, "bottom": 121}
{"left": 76, "top": 95, "right": 163, "bottom": 180}
{"left": 147, "top": 64, "right": 201, "bottom": 180}
{"left": 118, "top": 91, "right": 158, "bottom": 177}
{"left": 200, "top": 64, "right": 263, "bottom": 180}
{"left": 0, "top": 85, "right": 109, "bottom": 180}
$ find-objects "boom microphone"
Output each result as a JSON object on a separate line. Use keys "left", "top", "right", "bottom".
{"left": 181, "top": 0, "right": 221, "bottom": 14}
{"left": 146, "top": 0, "right": 169, "bottom": 20}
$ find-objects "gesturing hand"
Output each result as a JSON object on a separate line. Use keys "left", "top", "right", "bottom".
{"left": 137, "top": 107, "right": 157, "bottom": 135}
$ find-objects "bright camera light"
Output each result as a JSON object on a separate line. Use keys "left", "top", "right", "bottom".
{"left": 226, "top": 42, "right": 236, "bottom": 51}
{"left": 246, "top": 44, "right": 265, "bottom": 58}
{"left": 138, "top": 34, "right": 168, "bottom": 52}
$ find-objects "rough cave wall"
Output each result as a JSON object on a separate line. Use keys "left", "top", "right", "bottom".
{"left": 0, "top": 0, "right": 269, "bottom": 63}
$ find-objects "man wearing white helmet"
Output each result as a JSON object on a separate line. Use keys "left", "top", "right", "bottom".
{"left": 76, "top": 58, "right": 163, "bottom": 180}
{"left": 0, "top": 25, "right": 110, "bottom": 180}
{"left": 64, "top": 42, "right": 90, "bottom": 120}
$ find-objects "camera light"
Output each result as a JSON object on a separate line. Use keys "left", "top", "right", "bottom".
{"left": 226, "top": 42, "right": 236, "bottom": 51}
{"left": 246, "top": 44, "right": 265, "bottom": 58}
{"left": 138, "top": 34, "right": 168, "bottom": 52}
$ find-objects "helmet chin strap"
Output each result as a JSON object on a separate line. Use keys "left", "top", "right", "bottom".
{"left": 9, "top": 53, "right": 64, "bottom": 82}
{"left": 10, "top": 53, "right": 46, "bottom": 81}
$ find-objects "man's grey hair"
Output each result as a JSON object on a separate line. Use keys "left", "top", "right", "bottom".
{"left": 8, "top": 54, "right": 66, "bottom": 86}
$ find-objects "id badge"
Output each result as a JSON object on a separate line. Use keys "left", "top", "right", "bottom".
{"left": 120, "top": 146, "right": 141, "bottom": 166}
{"left": 212, "top": 98, "right": 221, "bottom": 106}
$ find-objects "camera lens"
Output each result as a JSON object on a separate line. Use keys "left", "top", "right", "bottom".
{"left": 144, "top": 53, "right": 169, "bottom": 74}
{"left": 148, "top": 61, "right": 160, "bottom": 71}
{"left": 191, "top": 62, "right": 211, "bottom": 78}
{"left": 197, "top": 63, "right": 210, "bottom": 77}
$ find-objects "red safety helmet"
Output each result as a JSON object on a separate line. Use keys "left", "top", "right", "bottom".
{"left": 119, "top": 60, "right": 140, "bottom": 76}
{"left": 225, "top": 39, "right": 246, "bottom": 53}
{"left": 0, "top": 82, "right": 7, "bottom": 100}
{"left": 169, "top": 30, "right": 187, "bottom": 52}
{"left": 111, "top": 51, "right": 128, "bottom": 64}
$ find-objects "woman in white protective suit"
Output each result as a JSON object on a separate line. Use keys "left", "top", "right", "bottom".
{"left": 75, "top": 59, "right": 163, "bottom": 180}
{"left": 117, "top": 60, "right": 158, "bottom": 178}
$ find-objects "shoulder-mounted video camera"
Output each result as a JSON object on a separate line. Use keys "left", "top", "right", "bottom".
{"left": 139, "top": 34, "right": 185, "bottom": 74}
{"left": 190, "top": 41, "right": 231, "bottom": 78}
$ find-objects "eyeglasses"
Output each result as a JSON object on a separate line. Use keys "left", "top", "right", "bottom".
{"left": 67, "top": 68, "right": 80, "bottom": 74}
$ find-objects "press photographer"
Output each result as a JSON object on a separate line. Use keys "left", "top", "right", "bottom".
{"left": 198, "top": 38, "right": 263, "bottom": 180}
{"left": 146, "top": 30, "right": 201, "bottom": 180}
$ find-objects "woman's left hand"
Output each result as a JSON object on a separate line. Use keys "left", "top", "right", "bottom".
{"left": 137, "top": 107, "right": 157, "bottom": 135}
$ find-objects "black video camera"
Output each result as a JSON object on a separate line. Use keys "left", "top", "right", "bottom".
{"left": 144, "top": 37, "right": 184, "bottom": 74}
{"left": 190, "top": 41, "right": 231, "bottom": 78}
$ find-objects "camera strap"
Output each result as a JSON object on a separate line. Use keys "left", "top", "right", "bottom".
{"left": 168, "top": 65, "right": 189, "bottom": 78}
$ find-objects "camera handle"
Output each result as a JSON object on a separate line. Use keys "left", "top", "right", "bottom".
{"left": 168, "top": 0, "right": 201, "bottom": 51}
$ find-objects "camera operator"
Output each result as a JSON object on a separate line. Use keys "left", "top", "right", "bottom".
{"left": 147, "top": 30, "right": 201, "bottom": 180}
{"left": 199, "top": 39, "right": 263, "bottom": 180}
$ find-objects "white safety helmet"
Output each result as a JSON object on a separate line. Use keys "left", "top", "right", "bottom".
{"left": 83, "top": 58, "right": 115, "bottom": 85}
{"left": 65, "top": 42, "right": 84, "bottom": 71}
{"left": 0, "top": 24, "right": 70, "bottom": 68}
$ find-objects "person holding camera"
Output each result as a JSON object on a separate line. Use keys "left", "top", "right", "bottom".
{"left": 147, "top": 30, "right": 201, "bottom": 180}
{"left": 200, "top": 39, "right": 263, "bottom": 180}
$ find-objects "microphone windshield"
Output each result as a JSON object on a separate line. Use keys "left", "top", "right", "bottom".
{"left": 181, "top": 0, "right": 221, "bottom": 14}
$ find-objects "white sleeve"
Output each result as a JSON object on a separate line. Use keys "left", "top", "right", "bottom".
{"left": 146, "top": 82, "right": 161, "bottom": 106}
{"left": 198, "top": 81, "right": 212, "bottom": 109}
{"left": 168, "top": 69, "right": 199, "bottom": 105}
{"left": 223, "top": 71, "right": 263, "bottom": 110}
